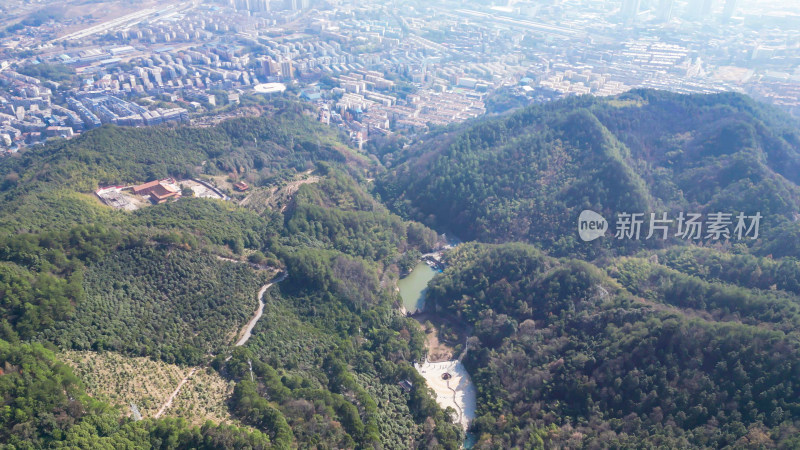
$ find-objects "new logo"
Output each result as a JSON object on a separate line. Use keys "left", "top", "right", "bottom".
{"left": 578, "top": 210, "right": 608, "bottom": 242}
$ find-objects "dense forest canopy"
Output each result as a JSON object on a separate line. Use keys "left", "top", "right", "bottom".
{"left": 378, "top": 90, "right": 800, "bottom": 447}
{"left": 0, "top": 105, "right": 462, "bottom": 448}
{"left": 378, "top": 90, "right": 800, "bottom": 258}
{"left": 427, "top": 242, "right": 800, "bottom": 447}
{"left": 3, "top": 90, "right": 800, "bottom": 448}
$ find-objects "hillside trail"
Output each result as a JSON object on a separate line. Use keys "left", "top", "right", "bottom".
{"left": 154, "top": 367, "right": 197, "bottom": 419}
{"left": 153, "top": 267, "right": 285, "bottom": 418}
{"left": 235, "top": 271, "right": 288, "bottom": 347}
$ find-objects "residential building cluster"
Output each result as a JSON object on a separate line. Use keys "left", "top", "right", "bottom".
{"left": 0, "top": 0, "right": 797, "bottom": 151}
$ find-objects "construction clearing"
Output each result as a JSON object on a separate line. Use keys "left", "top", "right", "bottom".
{"left": 95, "top": 186, "right": 149, "bottom": 211}
{"left": 95, "top": 178, "right": 226, "bottom": 210}
{"left": 239, "top": 169, "right": 321, "bottom": 213}
{"left": 180, "top": 179, "right": 226, "bottom": 200}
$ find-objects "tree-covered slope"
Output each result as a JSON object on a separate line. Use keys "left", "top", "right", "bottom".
{"left": 0, "top": 339, "right": 274, "bottom": 449}
{"left": 427, "top": 242, "right": 800, "bottom": 447}
{"left": 379, "top": 90, "right": 800, "bottom": 256}
{"left": 285, "top": 168, "right": 439, "bottom": 264}
{"left": 0, "top": 103, "right": 354, "bottom": 233}
{"left": 41, "top": 247, "right": 268, "bottom": 365}
{"left": 7, "top": 90, "right": 800, "bottom": 449}
{"left": 0, "top": 105, "right": 462, "bottom": 448}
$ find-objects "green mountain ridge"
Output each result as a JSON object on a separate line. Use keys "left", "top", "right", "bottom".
{"left": 376, "top": 90, "right": 800, "bottom": 447}
{"left": 379, "top": 90, "right": 800, "bottom": 257}
{"left": 3, "top": 91, "right": 800, "bottom": 449}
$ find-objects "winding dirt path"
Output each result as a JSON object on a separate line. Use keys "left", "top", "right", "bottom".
{"left": 153, "top": 270, "right": 286, "bottom": 418}
{"left": 154, "top": 367, "right": 197, "bottom": 418}
{"left": 235, "top": 278, "right": 278, "bottom": 346}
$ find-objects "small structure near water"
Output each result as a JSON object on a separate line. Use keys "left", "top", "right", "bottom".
{"left": 422, "top": 253, "right": 446, "bottom": 272}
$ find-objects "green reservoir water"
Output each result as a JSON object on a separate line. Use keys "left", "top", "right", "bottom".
{"left": 398, "top": 262, "right": 437, "bottom": 313}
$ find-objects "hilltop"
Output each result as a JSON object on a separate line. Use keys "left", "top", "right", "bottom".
{"left": 379, "top": 90, "right": 800, "bottom": 257}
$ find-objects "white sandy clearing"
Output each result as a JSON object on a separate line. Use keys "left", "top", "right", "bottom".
{"left": 414, "top": 360, "right": 477, "bottom": 431}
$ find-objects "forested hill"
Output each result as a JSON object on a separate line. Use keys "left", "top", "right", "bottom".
{"left": 379, "top": 90, "right": 800, "bottom": 256}
{"left": 374, "top": 90, "right": 800, "bottom": 447}
{"left": 0, "top": 105, "right": 464, "bottom": 448}
{"left": 4, "top": 90, "right": 800, "bottom": 449}
{"left": 0, "top": 102, "right": 361, "bottom": 233}
{"left": 429, "top": 242, "right": 800, "bottom": 447}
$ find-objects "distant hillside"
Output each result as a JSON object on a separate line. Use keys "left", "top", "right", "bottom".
{"left": 379, "top": 90, "right": 800, "bottom": 256}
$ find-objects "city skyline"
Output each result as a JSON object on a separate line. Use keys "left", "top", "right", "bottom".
{"left": 0, "top": 0, "right": 797, "bottom": 151}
